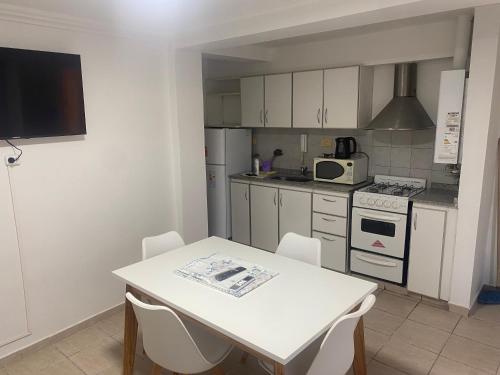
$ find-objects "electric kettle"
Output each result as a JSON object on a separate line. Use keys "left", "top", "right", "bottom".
{"left": 334, "top": 137, "right": 357, "bottom": 159}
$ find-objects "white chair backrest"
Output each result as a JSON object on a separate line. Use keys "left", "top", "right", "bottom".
{"left": 276, "top": 232, "right": 321, "bottom": 266}
{"left": 142, "top": 231, "right": 185, "bottom": 260}
{"left": 126, "top": 292, "right": 212, "bottom": 374}
{"left": 307, "top": 294, "right": 376, "bottom": 375}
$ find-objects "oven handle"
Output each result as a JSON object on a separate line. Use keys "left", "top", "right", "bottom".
{"left": 357, "top": 210, "right": 402, "bottom": 222}
{"left": 356, "top": 254, "right": 398, "bottom": 267}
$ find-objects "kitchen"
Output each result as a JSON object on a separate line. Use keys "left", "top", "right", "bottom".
{"left": 204, "top": 13, "right": 467, "bottom": 305}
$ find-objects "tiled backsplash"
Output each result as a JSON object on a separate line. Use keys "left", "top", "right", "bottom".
{"left": 253, "top": 128, "right": 459, "bottom": 186}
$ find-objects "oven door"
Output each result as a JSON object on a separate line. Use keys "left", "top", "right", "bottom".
{"left": 314, "top": 160, "right": 346, "bottom": 182}
{"left": 351, "top": 207, "right": 407, "bottom": 258}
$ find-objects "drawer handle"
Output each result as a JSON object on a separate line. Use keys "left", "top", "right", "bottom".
{"left": 358, "top": 211, "right": 402, "bottom": 222}
{"left": 321, "top": 236, "right": 336, "bottom": 242}
{"left": 322, "top": 198, "right": 337, "bottom": 203}
{"left": 356, "top": 254, "right": 397, "bottom": 267}
{"left": 322, "top": 217, "right": 336, "bottom": 222}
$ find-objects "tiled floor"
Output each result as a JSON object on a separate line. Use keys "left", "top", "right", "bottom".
{"left": 1, "top": 290, "right": 500, "bottom": 375}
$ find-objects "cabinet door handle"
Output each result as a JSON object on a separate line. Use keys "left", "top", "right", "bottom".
{"left": 265, "top": 109, "right": 268, "bottom": 124}
{"left": 322, "top": 217, "right": 336, "bottom": 222}
{"left": 274, "top": 192, "right": 277, "bottom": 206}
{"left": 279, "top": 193, "right": 283, "bottom": 207}
{"left": 414, "top": 212, "right": 418, "bottom": 230}
{"left": 322, "top": 197, "right": 336, "bottom": 203}
{"left": 244, "top": 191, "right": 248, "bottom": 201}
{"left": 260, "top": 110, "right": 263, "bottom": 124}
{"left": 317, "top": 108, "right": 321, "bottom": 124}
{"left": 325, "top": 108, "right": 328, "bottom": 124}
{"left": 321, "top": 236, "right": 336, "bottom": 242}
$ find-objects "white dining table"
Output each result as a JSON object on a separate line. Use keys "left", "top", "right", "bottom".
{"left": 112, "top": 236, "right": 377, "bottom": 375}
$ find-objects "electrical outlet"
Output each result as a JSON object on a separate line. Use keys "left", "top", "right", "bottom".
{"left": 4, "top": 155, "right": 20, "bottom": 166}
{"left": 320, "top": 137, "right": 333, "bottom": 148}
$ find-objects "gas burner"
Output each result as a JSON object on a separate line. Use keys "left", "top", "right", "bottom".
{"left": 357, "top": 175, "right": 426, "bottom": 198}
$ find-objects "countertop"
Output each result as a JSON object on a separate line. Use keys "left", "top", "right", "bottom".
{"left": 231, "top": 171, "right": 373, "bottom": 195}
{"left": 411, "top": 184, "right": 458, "bottom": 208}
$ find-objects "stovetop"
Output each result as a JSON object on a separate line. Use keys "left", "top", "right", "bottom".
{"left": 357, "top": 175, "right": 427, "bottom": 199}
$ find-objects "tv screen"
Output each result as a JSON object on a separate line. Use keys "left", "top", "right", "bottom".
{"left": 0, "top": 47, "right": 86, "bottom": 139}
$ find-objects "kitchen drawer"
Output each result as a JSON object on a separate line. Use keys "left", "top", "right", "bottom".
{"left": 313, "top": 194, "right": 348, "bottom": 217}
{"left": 350, "top": 250, "right": 403, "bottom": 284}
{"left": 313, "top": 231, "right": 346, "bottom": 272}
{"left": 312, "top": 212, "right": 347, "bottom": 236}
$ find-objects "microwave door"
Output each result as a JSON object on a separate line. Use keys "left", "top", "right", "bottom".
{"left": 316, "top": 161, "right": 344, "bottom": 180}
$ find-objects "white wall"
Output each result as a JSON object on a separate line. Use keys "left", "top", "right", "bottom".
{"left": 173, "top": 49, "right": 209, "bottom": 244}
{"left": 0, "top": 21, "right": 180, "bottom": 358}
{"left": 449, "top": 4, "right": 500, "bottom": 308}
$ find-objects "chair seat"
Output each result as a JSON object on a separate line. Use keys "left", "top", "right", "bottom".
{"left": 184, "top": 320, "right": 233, "bottom": 364}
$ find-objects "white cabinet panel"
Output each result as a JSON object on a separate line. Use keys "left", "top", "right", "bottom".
{"left": 324, "top": 66, "right": 359, "bottom": 129}
{"left": 265, "top": 73, "right": 292, "bottom": 128}
{"left": 312, "top": 212, "right": 347, "bottom": 237}
{"left": 279, "top": 189, "right": 311, "bottom": 240}
{"left": 241, "top": 76, "right": 264, "bottom": 127}
{"left": 313, "top": 194, "right": 348, "bottom": 217}
{"left": 230, "top": 182, "right": 250, "bottom": 245}
{"left": 0, "top": 167, "right": 29, "bottom": 346}
{"left": 293, "top": 70, "right": 323, "bottom": 128}
{"left": 313, "top": 231, "right": 346, "bottom": 272}
{"left": 408, "top": 207, "right": 446, "bottom": 299}
{"left": 250, "top": 185, "right": 279, "bottom": 252}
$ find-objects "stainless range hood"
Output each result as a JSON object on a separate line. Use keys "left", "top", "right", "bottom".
{"left": 365, "top": 63, "right": 435, "bottom": 130}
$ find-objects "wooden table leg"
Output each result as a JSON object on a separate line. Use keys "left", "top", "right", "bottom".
{"left": 352, "top": 316, "right": 367, "bottom": 375}
{"left": 123, "top": 285, "right": 138, "bottom": 375}
{"left": 274, "top": 362, "right": 285, "bottom": 375}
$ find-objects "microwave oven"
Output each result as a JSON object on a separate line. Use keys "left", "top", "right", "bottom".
{"left": 313, "top": 155, "right": 368, "bottom": 185}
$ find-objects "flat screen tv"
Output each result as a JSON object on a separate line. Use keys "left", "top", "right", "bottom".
{"left": 0, "top": 47, "right": 86, "bottom": 139}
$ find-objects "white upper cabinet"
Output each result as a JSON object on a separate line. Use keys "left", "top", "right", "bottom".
{"left": 293, "top": 70, "right": 324, "bottom": 128}
{"left": 407, "top": 207, "right": 446, "bottom": 299}
{"left": 324, "top": 66, "right": 373, "bottom": 129}
{"left": 265, "top": 73, "right": 292, "bottom": 128}
{"left": 241, "top": 76, "right": 264, "bottom": 127}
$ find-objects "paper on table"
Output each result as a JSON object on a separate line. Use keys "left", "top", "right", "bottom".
{"left": 175, "top": 253, "right": 278, "bottom": 297}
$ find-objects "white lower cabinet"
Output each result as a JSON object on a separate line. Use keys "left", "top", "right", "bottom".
{"left": 313, "top": 232, "right": 346, "bottom": 272}
{"left": 230, "top": 182, "right": 250, "bottom": 245}
{"left": 250, "top": 185, "right": 279, "bottom": 252}
{"left": 279, "top": 189, "right": 311, "bottom": 240}
{"left": 407, "top": 206, "right": 446, "bottom": 299}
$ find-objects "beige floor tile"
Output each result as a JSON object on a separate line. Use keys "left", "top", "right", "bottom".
{"left": 69, "top": 339, "right": 123, "bottom": 374}
{"left": 393, "top": 320, "right": 450, "bottom": 353}
{"left": 454, "top": 318, "right": 500, "bottom": 349}
{"left": 375, "top": 337, "right": 438, "bottom": 375}
{"left": 4, "top": 345, "right": 67, "bottom": 375}
{"left": 0, "top": 368, "right": 6, "bottom": 375}
{"left": 96, "top": 312, "right": 124, "bottom": 339}
{"left": 473, "top": 304, "right": 500, "bottom": 324}
{"left": 408, "top": 303, "right": 461, "bottom": 333}
{"left": 364, "top": 308, "right": 405, "bottom": 335}
{"left": 56, "top": 325, "right": 117, "bottom": 356}
{"left": 367, "top": 360, "right": 409, "bottom": 375}
{"left": 375, "top": 291, "right": 419, "bottom": 318}
{"left": 430, "top": 357, "right": 491, "bottom": 375}
{"left": 441, "top": 335, "right": 500, "bottom": 374}
{"left": 364, "top": 328, "right": 390, "bottom": 359}
{"left": 96, "top": 355, "right": 154, "bottom": 375}
{"left": 38, "top": 358, "right": 85, "bottom": 375}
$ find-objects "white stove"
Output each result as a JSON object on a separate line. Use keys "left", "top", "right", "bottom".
{"left": 350, "top": 175, "right": 427, "bottom": 286}
{"left": 353, "top": 175, "right": 426, "bottom": 214}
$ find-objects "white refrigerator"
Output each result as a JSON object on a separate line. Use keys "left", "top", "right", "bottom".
{"left": 205, "top": 128, "right": 252, "bottom": 239}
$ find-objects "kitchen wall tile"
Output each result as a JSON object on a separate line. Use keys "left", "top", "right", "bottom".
{"left": 390, "top": 148, "right": 411, "bottom": 168}
{"left": 410, "top": 168, "right": 433, "bottom": 183}
{"left": 356, "top": 130, "right": 373, "bottom": 146}
{"left": 391, "top": 131, "right": 412, "bottom": 147}
{"left": 373, "top": 130, "right": 392, "bottom": 146}
{"left": 412, "top": 129, "right": 435, "bottom": 149}
{"left": 371, "top": 165, "right": 390, "bottom": 176}
{"left": 389, "top": 167, "right": 410, "bottom": 177}
{"left": 411, "top": 148, "right": 434, "bottom": 170}
{"left": 373, "top": 147, "right": 391, "bottom": 166}
{"left": 431, "top": 170, "right": 459, "bottom": 185}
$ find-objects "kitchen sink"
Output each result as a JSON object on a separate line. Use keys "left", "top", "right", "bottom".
{"left": 270, "top": 175, "right": 313, "bottom": 183}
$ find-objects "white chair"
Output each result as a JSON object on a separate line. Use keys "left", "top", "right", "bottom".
{"left": 259, "top": 294, "right": 376, "bottom": 375}
{"left": 142, "top": 231, "right": 185, "bottom": 260}
{"left": 126, "top": 292, "right": 233, "bottom": 375}
{"left": 276, "top": 232, "right": 322, "bottom": 266}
